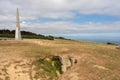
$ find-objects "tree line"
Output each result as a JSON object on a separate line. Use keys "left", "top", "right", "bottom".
{"left": 0, "top": 29, "right": 68, "bottom": 40}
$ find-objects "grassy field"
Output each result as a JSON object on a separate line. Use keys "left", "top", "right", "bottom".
{"left": 0, "top": 39, "right": 120, "bottom": 80}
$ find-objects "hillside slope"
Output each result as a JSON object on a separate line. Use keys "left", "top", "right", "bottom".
{"left": 0, "top": 39, "right": 120, "bottom": 80}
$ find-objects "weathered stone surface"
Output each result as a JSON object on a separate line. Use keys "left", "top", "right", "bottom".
{"left": 60, "top": 56, "right": 71, "bottom": 73}
{"left": 59, "top": 56, "right": 77, "bottom": 73}
{"left": 116, "top": 46, "right": 120, "bottom": 49}
{"left": 69, "top": 57, "right": 77, "bottom": 66}
{"left": 50, "top": 55, "right": 77, "bottom": 73}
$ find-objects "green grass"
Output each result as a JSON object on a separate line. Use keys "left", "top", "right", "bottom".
{"left": 52, "top": 56, "right": 62, "bottom": 74}
{"left": 33, "top": 58, "right": 58, "bottom": 80}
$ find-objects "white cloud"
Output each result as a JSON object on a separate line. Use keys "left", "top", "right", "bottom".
{"left": 19, "top": 0, "right": 120, "bottom": 16}
{"left": 0, "top": 0, "right": 120, "bottom": 35}
{"left": 1, "top": 0, "right": 119, "bottom": 19}
{"left": 19, "top": 21, "right": 120, "bottom": 34}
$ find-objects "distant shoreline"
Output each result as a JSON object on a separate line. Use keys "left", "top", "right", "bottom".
{"left": 76, "top": 39, "right": 120, "bottom": 45}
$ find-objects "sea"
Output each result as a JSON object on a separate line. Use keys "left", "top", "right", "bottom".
{"left": 76, "top": 37, "right": 120, "bottom": 45}
{"left": 63, "top": 33, "right": 120, "bottom": 45}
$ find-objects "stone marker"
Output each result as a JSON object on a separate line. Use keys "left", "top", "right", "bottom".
{"left": 116, "top": 46, "right": 120, "bottom": 50}
{"left": 59, "top": 56, "right": 77, "bottom": 73}
{"left": 15, "top": 8, "right": 21, "bottom": 40}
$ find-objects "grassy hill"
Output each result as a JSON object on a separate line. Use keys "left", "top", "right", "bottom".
{"left": 0, "top": 39, "right": 120, "bottom": 80}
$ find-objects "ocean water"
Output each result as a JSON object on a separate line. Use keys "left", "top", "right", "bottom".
{"left": 64, "top": 33, "right": 120, "bottom": 45}
{"left": 76, "top": 37, "right": 120, "bottom": 45}
{"left": 51, "top": 33, "right": 120, "bottom": 45}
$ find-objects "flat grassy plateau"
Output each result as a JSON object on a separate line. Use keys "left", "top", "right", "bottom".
{"left": 0, "top": 39, "right": 120, "bottom": 80}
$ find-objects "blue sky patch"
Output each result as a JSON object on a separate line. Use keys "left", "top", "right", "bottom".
{"left": 72, "top": 13, "right": 120, "bottom": 23}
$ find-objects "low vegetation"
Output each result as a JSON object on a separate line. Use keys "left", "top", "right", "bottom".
{"left": 33, "top": 56, "right": 61, "bottom": 80}
{"left": 0, "top": 29, "right": 69, "bottom": 40}
{"left": 107, "top": 42, "right": 118, "bottom": 45}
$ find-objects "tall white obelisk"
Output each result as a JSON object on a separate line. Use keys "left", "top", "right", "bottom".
{"left": 15, "top": 8, "right": 21, "bottom": 40}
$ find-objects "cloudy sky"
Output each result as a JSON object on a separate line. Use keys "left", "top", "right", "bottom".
{"left": 0, "top": 0, "right": 120, "bottom": 37}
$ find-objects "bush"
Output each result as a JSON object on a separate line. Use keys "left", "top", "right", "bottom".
{"left": 107, "top": 42, "right": 117, "bottom": 45}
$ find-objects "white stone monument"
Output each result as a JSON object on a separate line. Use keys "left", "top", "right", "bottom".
{"left": 15, "top": 8, "right": 21, "bottom": 40}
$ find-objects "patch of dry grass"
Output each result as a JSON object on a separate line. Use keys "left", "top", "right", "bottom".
{"left": 0, "top": 39, "right": 120, "bottom": 80}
